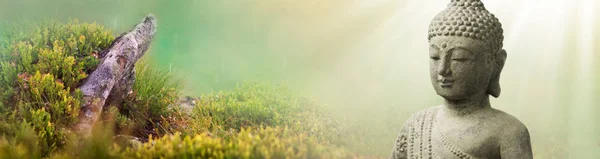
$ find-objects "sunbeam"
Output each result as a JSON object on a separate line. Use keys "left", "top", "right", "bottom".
{"left": 0, "top": 0, "right": 598, "bottom": 158}
{"left": 568, "top": 0, "right": 597, "bottom": 158}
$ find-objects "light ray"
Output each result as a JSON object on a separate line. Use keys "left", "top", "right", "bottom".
{"left": 568, "top": 0, "right": 597, "bottom": 157}
{"left": 503, "top": 0, "right": 532, "bottom": 113}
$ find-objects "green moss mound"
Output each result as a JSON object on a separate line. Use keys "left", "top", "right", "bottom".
{"left": 0, "top": 21, "right": 355, "bottom": 158}
{"left": 188, "top": 82, "right": 342, "bottom": 143}
{"left": 115, "top": 127, "right": 351, "bottom": 159}
{"left": 112, "top": 82, "right": 352, "bottom": 159}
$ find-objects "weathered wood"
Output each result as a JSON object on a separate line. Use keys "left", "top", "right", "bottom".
{"left": 75, "top": 14, "right": 157, "bottom": 136}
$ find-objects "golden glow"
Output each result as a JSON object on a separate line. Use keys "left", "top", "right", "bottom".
{"left": 0, "top": 0, "right": 597, "bottom": 157}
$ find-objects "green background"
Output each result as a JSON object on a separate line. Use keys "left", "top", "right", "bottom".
{"left": 1, "top": 0, "right": 598, "bottom": 158}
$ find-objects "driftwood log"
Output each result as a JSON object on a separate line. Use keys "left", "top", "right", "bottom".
{"left": 75, "top": 14, "right": 157, "bottom": 136}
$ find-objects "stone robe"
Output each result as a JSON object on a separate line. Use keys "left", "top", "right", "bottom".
{"left": 390, "top": 107, "right": 477, "bottom": 159}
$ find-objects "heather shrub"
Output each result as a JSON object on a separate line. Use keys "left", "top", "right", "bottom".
{"left": 0, "top": 20, "right": 114, "bottom": 156}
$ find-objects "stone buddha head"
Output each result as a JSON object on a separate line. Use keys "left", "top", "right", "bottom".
{"left": 427, "top": 0, "right": 506, "bottom": 101}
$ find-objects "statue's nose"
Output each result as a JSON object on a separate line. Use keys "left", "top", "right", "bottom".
{"left": 437, "top": 59, "right": 451, "bottom": 76}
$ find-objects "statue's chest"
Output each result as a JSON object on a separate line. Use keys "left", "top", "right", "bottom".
{"left": 404, "top": 109, "right": 499, "bottom": 159}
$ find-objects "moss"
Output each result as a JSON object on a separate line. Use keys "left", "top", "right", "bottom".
{"left": 187, "top": 82, "right": 343, "bottom": 144}
{"left": 115, "top": 127, "right": 352, "bottom": 159}
{"left": 0, "top": 81, "right": 355, "bottom": 159}
{"left": 0, "top": 20, "right": 114, "bottom": 156}
{"left": 0, "top": 20, "right": 358, "bottom": 158}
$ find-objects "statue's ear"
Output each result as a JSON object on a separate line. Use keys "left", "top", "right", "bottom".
{"left": 488, "top": 49, "right": 507, "bottom": 98}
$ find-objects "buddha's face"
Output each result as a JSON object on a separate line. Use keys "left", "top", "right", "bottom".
{"left": 429, "top": 36, "right": 494, "bottom": 101}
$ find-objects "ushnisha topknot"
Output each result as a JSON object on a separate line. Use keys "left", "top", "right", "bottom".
{"left": 428, "top": 0, "right": 504, "bottom": 53}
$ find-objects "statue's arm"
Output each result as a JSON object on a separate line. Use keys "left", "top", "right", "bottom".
{"left": 499, "top": 123, "right": 533, "bottom": 159}
{"left": 390, "top": 122, "right": 410, "bottom": 159}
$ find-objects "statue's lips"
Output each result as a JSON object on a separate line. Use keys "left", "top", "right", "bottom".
{"left": 438, "top": 79, "right": 454, "bottom": 87}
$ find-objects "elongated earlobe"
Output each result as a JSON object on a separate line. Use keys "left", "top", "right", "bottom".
{"left": 488, "top": 49, "right": 507, "bottom": 98}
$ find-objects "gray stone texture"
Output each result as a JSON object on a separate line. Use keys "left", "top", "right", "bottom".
{"left": 390, "top": 0, "right": 533, "bottom": 158}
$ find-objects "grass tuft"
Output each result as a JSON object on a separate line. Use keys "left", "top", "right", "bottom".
{"left": 117, "top": 59, "right": 183, "bottom": 139}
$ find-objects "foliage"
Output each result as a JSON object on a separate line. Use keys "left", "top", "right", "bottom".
{"left": 117, "top": 60, "right": 183, "bottom": 139}
{"left": 115, "top": 127, "right": 352, "bottom": 159}
{"left": 0, "top": 120, "right": 42, "bottom": 159}
{"left": 0, "top": 20, "right": 359, "bottom": 158}
{"left": 0, "top": 20, "right": 114, "bottom": 156}
{"left": 114, "top": 82, "right": 354, "bottom": 158}
{"left": 188, "top": 82, "right": 343, "bottom": 144}
{"left": 0, "top": 82, "right": 356, "bottom": 159}
{"left": 0, "top": 121, "right": 117, "bottom": 159}
{"left": 103, "top": 82, "right": 354, "bottom": 159}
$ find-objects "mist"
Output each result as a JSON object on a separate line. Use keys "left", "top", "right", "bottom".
{"left": 1, "top": 0, "right": 598, "bottom": 158}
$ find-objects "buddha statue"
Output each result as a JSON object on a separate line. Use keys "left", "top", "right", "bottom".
{"left": 390, "top": 0, "right": 533, "bottom": 158}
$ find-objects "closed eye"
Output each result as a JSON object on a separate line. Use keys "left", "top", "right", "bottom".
{"left": 452, "top": 58, "right": 470, "bottom": 62}
{"left": 430, "top": 56, "right": 440, "bottom": 60}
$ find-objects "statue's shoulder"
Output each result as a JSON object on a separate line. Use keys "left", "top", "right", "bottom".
{"left": 489, "top": 109, "right": 532, "bottom": 156}
{"left": 488, "top": 109, "right": 529, "bottom": 135}
{"left": 402, "top": 106, "right": 442, "bottom": 127}
{"left": 409, "top": 105, "right": 441, "bottom": 119}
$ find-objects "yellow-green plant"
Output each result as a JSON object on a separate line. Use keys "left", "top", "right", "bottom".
{"left": 0, "top": 20, "right": 114, "bottom": 156}
{"left": 0, "top": 119, "right": 42, "bottom": 159}
{"left": 0, "top": 19, "right": 362, "bottom": 158}
{"left": 115, "top": 127, "right": 352, "bottom": 159}
{"left": 189, "top": 82, "right": 343, "bottom": 144}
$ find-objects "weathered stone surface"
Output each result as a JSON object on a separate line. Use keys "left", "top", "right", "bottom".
{"left": 75, "top": 14, "right": 157, "bottom": 136}
{"left": 113, "top": 135, "right": 143, "bottom": 147}
{"left": 177, "top": 96, "right": 198, "bottom": 114}
{"left": 390, "top": 0, "right": 532, "bottom": 158}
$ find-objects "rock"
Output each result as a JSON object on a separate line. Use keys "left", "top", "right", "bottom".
{"left": 113, "top": 135, "right": 143, "bottom": 148}
{"left": 176, "top": 96, "right": 198, "bottom": 115}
